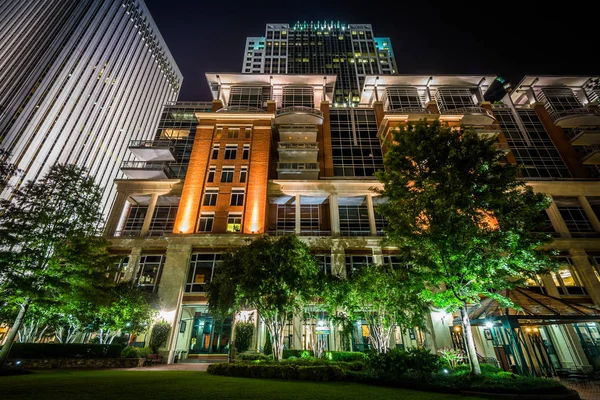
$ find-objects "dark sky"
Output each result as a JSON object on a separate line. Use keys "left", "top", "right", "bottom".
{"left": 144, "top": 0, "right": 597, "bottom": 101}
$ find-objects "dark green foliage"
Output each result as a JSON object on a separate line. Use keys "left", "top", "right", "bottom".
{"left": 365, "top": 348, "right": 443, "bottom": 379}
{"left": 325, "top": 351, "right": 367, "bottom": 362}
{"left": 453, "top": 363, "right": 501, "bottom": 376}
{"left": 5, "top": 343, "right": 121, "bottom": 359}
{"left": 282, "top": 349, "right": 313, "bottom": 359}
{"left": 263, "top": 332, "right": 272, "bottom": 356}
{"left": 120, "top": 346, "right": 153, "bottom": 359}
{"left": 150, "top": 321, "right": 171, "bottom": 354}
{"left": 207, "top": 362, "right": 345, "bottom": 381}
{"left": 235, "top": 322, "right": 254, "bottom": 353}
{"left": 238, "top": 352, "right": 272, "bottom": 362}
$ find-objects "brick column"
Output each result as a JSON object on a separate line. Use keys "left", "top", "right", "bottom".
{"left": 320, "top": 101, "right": 333, "bottom": 177}
{"left": 157, "top": 242, "right": 192, "bottom": 363}
{"left": 140, "top": 193, "right": 159, "bottom": 236}
{"left": 533, "top": 103, "right": 588, "bottom": 178}
{"left": 426, "top": 101, "right": 439, "bottom": 114}
{"left": 480, "top": 102, "right": 517, "bottom": 165}
{"left": 569, "top": 248, "right": 600, "bottom": 307}
{"left": 211, "top": 99, "right": 223, "bottom": 112}
{"left": 243, "top": 125, "right": 271, "bottom": 234}
{"left": 373, "top": 101, "right": 385, "bottom": 128}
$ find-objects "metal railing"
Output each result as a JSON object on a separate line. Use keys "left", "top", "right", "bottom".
{"left": 552, "top": 107, "right": 600, "bottom": 123}
{"left": 340, "top": 230, "right": 374, "bottom": 237}
{"left": 276, "top": 106, "right": 323, "bottom": 118}
{"left": 165, "top": 101, "right": 213, "bottom": 108}
{"left": 267, "top": 230, "right": 332, "bottom": 237}
{"left": 121, "top": 161, "right": 170, "bottom": 169}
{"left": 129, "top": 140, "right": 174, "bottom": 149}
{"left": 441, "top": 106, "right": 495, "bottom": 119}
{"left": 576, "top": 145, "right": 600, "bottom": 159}
{"left": 277, "top": 163, "right": 319, "bottom": 170}
{"left": 278, "top": 142, "right": 319, "bottom": 149}
{"left": 565, "top": 127, "right": 600, "bottom": 142}
{"left": 216, "top": 105, "right": 266, "bottom": 113}
{"left": 113, "top": 229, "right": 167, "bottom": 237}
{"left": 386, "top": 107, "right": 430, "bottom": 114}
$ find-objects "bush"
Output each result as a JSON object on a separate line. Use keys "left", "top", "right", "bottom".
{"left": 325, "top": 351, "right": 367, "bottom": 362}
{"left": 282, "top": 349, "right": 313, "bottom": 359}
{"left": 150, "top": 321, "right": 171, "bottom": 353}
{"left": 207, "top": 362, "right": 345, "bottom": 381}
{"left": 238, "top": 352, "right": 271, "bottom": 362}
{"left": 6, "top": 343, "right": 122, "bottom": 359}
{"left": 263, "top": 333, "right": 272, "bottom": 356}
{"left": 365, "top": 347, "right": 443, "bottom": 379}
{"left": 453, "top": 363, "right": 502, "bottom": 376}
{"left": 235, "top": 322, "right": 254, "bottom": 353}
{"left": 120, "top": 346, "right": 153, "bottom": 358}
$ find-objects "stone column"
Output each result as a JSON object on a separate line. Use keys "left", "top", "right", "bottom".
{"left": 293, "top": 314, "right": 302, "bottom": 350}
{"left": 157, "top": 242, "right": 192, "bottom": 364}
{"left": 578, "top": 196, "right": 600, "bottom": 232}
{"left": 141, "top": 193, "right": 159, "bottom": 236}
{"left": 539, "top": 274, "right": 560, "bottom": 297}
{"left": 561, "top": 324, "right": 592, "bottom": 371}
{"left": 331, "top": 240, "right": 345, "bottom": 278}
{"left": 372, "top": 246, "right": 383, "bottom": 265}
{"left": 366, "top": 194, "right": 377, "bottom": 236}
{"left": 329, "top": 193, "right": 340, "bottom": 236}
{"left": 104, "top": 191, "right": 129, "bottom": 236}
{"left": 123, "top": 247, "right": 142, "bottom": 282}
{"left": 569, "top": 248, "right": 600, "bottom": 307}
{"left": 546, "top": 197, "right": 571, "bottom": 238}
{"left": 295, "top": 193, "right": 301, "bottom": 235}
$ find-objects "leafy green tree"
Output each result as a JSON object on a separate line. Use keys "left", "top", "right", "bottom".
{"left": 375, "top": 121, "right": 555, "bottom": 374}
{"left": 335, "top": 263, "right": 429, "bottom": 353}
{"left": 150, "top": 321, "right": 171, "bottom": 354}
{"left": 234, "top": 321, "right": 254, "bottom": 353}
{"left": 207, "top": 234, "right": 321, "bottom": 361}
{"left": 0, "top": 164, "right": 115, "bottom": 366}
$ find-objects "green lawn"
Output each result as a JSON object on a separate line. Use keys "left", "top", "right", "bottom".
{"left": 0, "top": 370, "right": 484, "bottom": 400}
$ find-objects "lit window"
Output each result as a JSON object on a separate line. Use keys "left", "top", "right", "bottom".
{"left": 227, "top": 213, "right": 242, "bottom": 232}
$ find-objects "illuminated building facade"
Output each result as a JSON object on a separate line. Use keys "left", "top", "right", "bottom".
{"left": 105, "top": 67, "right": 600, "bottom": 374}
{"left": 0, "top": 0, "right": 182, "bottom": 216}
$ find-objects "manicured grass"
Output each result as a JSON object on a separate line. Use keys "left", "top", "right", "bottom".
{"left": 0, "top": 370, "right": 484, "bottom": 400}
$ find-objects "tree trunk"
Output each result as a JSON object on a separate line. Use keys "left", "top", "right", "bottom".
{"left": 0, "top": 299, "right": 30, "bottom": 366}
{"left": 460, "top": 305, "right": 481, "bottom": 375}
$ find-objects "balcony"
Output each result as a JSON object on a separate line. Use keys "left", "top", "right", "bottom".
{"left": 278, "top": 142, "right": 319, "bottom": 163}
{"left": 274, "top": 106, "right": 324, "bottom": 125}
{"left": 565, "top": 127, "right": 600, "bottom": 146}
{"left": 215, "top": 105, "right": 266, "bottom": 113}
{"left": 121, "top": 161, "right": 173, "bottom": 179}
{"left": 276, "top": 162, "right": 320, "bottom": 180}
{"left": 385, "top": 107, "right": 433, "bottom": 121}
{"left": 577, "top": 146, "right": 600, "bottom": 165}
{"left": 552, "top": 107, "right": 600, "bottom": 128}
{"left": 128, "top": 140, "right": 176, "bottom": 162}
{"left": 440, "top": 106, "right": 496, "bottom": 126}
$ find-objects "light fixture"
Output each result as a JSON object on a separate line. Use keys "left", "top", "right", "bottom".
{"left": 485, "top": 321, "right": 493, "bottom": 329}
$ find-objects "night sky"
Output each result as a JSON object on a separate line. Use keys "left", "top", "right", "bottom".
{"left": 144, "top": 0, "right": 597, "bottom": 101}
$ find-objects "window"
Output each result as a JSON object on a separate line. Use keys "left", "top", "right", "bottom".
{"left": 215, "top": 127, "right": 222, "bottom": 139}
{"left": 227, "top": 128, "right": 239, "bottom": 138}
{"left": 345, "top": 254, "right": 373, "bottom": 276}
{"left": 185, "top": 253, "right": 221, "bottom": 292}
{"left": 230, "top": 189, "right": 245, "bottom": 206}
{"left": 207, "top": 166, "right": 215, "bottom": 182}
{"left": 221, "top": 166, "right": 234, "bottom": 183}
{"left": 198, "top": 213, "right": 214, "bottom": 232}
{"left": 552, "top": 257, "right": 588, "bottom": 295}
{"left": 314, "top": 254, "right": 332, "bottom": 274}
{"left": 212, "top": 145, "right": 219, "bottom": 159}
{"left": 110, "top": 257, "right": 129, "bottom": 283}
{"left": 244, "top": 127, "right": 252, "bottom": 138}
{"left": 227, "top": 213, "right": 242, "bottom": 232}
{"left": 224, "top": 145, "right": 237, "bottom": 160}
{"left": 240, "top": 166, "right": 247, "bottom": 183}
{"left": 203, "top": 188, "right": 218, "bottom": 206}
{"left": 242, "top": 144, "right": 250, "bottom": 160}
{"left": 136, "top": 255, "right": 164, "bottom": 292}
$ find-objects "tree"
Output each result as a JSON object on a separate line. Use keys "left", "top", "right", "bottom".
{"left": 336, "top": 263, "right": 429, "bottom": 353}
{"left": 207, "top": 234, "right": 321, "bottom": 361}
{"left": 234, "top": 319, "right": 254, "bottom": 353}
{"left": 149, "top": 321, "right": 171, "bottom": 354}
{"left": 375, "top": 121, "right": 555, "bottom": 374}
{"left": 0, "top": 164, "right": 115, "bottom": 366}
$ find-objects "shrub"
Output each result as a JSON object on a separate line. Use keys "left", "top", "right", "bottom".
{"left": 150, "top": 321, "right": 171, "bottom": 353}
{"left": 235, "top": 322, "right": 254, "bottom": 353}
{"left": 238, "top": 352, "right": 271, "bottom": 362}
{"left": 121, "top": 346, "right": 141, "bottom": 358}
{"left": 453, "top": 363, "right": 502, "bottom": 376}
{"left": 325, "top": 351, "right": 367, "bottom": 362}
{"left": 365, "top": 347, "right": 443, "bottom": 379}
{"left": 282, "top": 349, "right": 313, "bottom": 359}
{"left": 7, "top": 343, "right": 121, "bottom": 359}
{"left": 263, "top": 333, "right": 272, "bottom": 356}
{"left": 437, "top": 347, "right": 465, "bottom": 370}
{"left": 207, "top": 362, "right": 345, "bottom": 381}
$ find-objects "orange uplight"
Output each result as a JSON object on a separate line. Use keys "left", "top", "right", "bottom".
{"left": 249, "top": 201, "right": 260, "bottom": 233}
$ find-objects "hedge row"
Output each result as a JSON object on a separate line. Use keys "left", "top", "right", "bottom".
{"left": 4, "top": 343, "right": 122, "bottom": 359}
{"left": 207, "top": 363, "right": 345, "bottom": 381}
{"left": 280, "top": 349, "right": 366, "bottom": 362}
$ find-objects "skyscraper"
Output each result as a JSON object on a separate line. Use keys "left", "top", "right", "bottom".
{"left": 243, "top": 22, "right": 396, "bottom": 105}
{"left": 0, "top": 0, "right": 182, "bottom": 215}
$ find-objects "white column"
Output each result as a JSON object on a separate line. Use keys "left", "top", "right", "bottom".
{"left": 123, "top": 247, "right": 143, "bottom": 282}
{"left": 104, "top": 191, "right": 129, "bottom": 236}
{"left": 141, "top": 193, "right": 159, "bottom": 236}
{"left": 295, "top": 193, "right": 301, "bottom": 235}
{"left": 331, "top": 240, "right": 345, "bottom": 278}
{"left": 366, "top": 194, "right": 377, "bottom": 236}
{"left": 329, "top": 194, "right": 340, "bottom": 236}
{"left": 569, "top": 248, "right": 600, "bottom": 307}
{"left": 546, "top": 197, "right": 571, "bottom": 238}
{"left": 578, "top": 196, "right": 600, "bottom": 232}
{"left": 372, "top": 246, "right": 383, "bottom": 265}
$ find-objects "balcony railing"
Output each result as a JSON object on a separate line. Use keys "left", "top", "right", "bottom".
{"left": 340, "top": 230, "right": 374, "bottom": 237}
{"left": 113, "top": 229, "right": 168, "bottom": 237}
{"left": 267, "top": 230, "right": 332, "bottom": 237}
{"left": 442, "top": 106, "right": 494, "bottom": 118}
{"left": 552, "top": 107, "right": 600, "bottom": 121}
{"left": 120, "top": 161, "right": 173, "bottom": 179}
{"left": 216, "top": 105, "right": 266, "bottom": 113}
{"left": 276, "top": 106, "right": 323, "bottom": 118}
{"left": 129, "top": 140, "right": 175, "bottom": 149}
{"left": 278, "top": 142, "right": 319, "bottom": 149}
{"left": 386, "top": 107, "right": 431, "bottom": 114}
{"left": 165, "top": 101, "right": 213, "bottom": 108}
{"left": 277, "top": 163, "right": 319, "bottom": 170}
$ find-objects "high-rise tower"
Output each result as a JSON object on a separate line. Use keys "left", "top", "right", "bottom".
{"left": 0, "top": 0, "right": 182, "bottom": 216}
{"left": 243, "top": 22, "right": 396, "bottom": 105}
